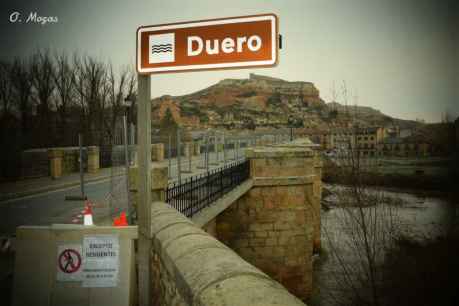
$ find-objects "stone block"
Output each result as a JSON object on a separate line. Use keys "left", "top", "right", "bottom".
{"left": 87, "top": 146, "right": 99, "bottom": 174}
{"left": 193, "top": 142, "right": 201, "bottom": 156}
{"left": 48, "top": 148, "right": 63, "bottom": 179}
{"left": 151, "top": 143, "right": 164, "bottom": 162}
{"left": 183, "top": 142, "right": 193, "bottom": 158}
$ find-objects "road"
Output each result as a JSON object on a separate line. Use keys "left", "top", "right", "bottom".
{"left": 0, "top": 149, "right": 245, "bottom": 236}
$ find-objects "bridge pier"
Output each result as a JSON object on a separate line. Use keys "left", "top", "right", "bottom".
{"left": 268, "top": 138, "right": 323, "bottom": 252}
{"left": 216, "top": 146, "right": 318, "bottom": 300}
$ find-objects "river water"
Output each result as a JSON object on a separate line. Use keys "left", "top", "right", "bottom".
{"left": 313, "top": 184, "right": 457, "bottom": 306}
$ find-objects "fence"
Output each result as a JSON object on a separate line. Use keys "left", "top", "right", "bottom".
{"left": 165, "top": 159, "right": 250, "bottom": 218}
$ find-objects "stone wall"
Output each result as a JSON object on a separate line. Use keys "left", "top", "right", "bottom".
{"left": 21, "top": 147, "right": 90, "bottom": 178}
{"left": 150, "top": 202, "right": 306, "bottom": 306}
{"left": 21, "top": 149, "right": 49, "bottom": 178}
{"left": 216, "top": 146, "right": 318, "bottom": 301}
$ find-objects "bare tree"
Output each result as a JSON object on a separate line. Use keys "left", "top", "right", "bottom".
{"left": 72, "top": 54, "right": 108, "bottom": 145}
{"left": 106, "top": 64, "right": 127, "bottom": 141}
{"left": 321, "top": 140, "right": 402, "bottom": 306}
{"left": 10, "top": 57, "right": 33, "bottom": 141}
{"left": 125, "top": 69, "right": 137, "bottom": 126}
{"left": 0, "top": 61, "right": 15, "bottom": 119}
{"left": 30, "top": 49, "right": 56, "bottom": 146}
{"left": 53, "top": 51, "right": 75, "bottom": 145}
{"left": 0, "top": 61, "right": 20, "bottom": 177}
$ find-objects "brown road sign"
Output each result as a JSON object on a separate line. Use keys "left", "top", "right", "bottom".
{"left": 136, "top": 13, "right": 278, "bottom": 74}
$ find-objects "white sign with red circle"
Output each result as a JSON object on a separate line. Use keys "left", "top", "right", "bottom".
{"left": 56, "top": 244, "right": 83, "bottom": 282}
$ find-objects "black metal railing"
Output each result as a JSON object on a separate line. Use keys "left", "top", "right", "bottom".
{"left": 165, "top": 159, "right": 250, "bottom": 218}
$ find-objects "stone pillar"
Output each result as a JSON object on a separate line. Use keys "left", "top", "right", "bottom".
{"left": 184, "top": 142, "right": 193, "bottom": 158}
{"left": 151, "top": 165, "right": 168, "bottom": 202}
{"left": 87, "top": 146, "right": 100, "bottom": 174}
{"left": 48, "top": 148, "right": 63, "bottom": 179}
{"left": 193, "top": 141, "right": 201, "bottom": 156}
{"left": 268, "top": 138, "right": 323, "bottom": 253}
{"left": 129, "top": 165, "right": 168, "bottom": 209}
{"left": 216, "top": 146, "right": 316, "bottom": 300}
{"left": 151, "top": 143, "right": 164, "bottom": 162}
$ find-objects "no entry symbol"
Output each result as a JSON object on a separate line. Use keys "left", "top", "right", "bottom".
{"left": 58, "top": 249, "right": 81, "bottom": 273}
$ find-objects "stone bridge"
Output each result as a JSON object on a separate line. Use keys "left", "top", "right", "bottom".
{"left": 130, "top": 140, "right": 322, "bottom": 305}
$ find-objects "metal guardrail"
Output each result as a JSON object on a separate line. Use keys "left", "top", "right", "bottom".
{"left": 165, "top": 159, "right": 250, "bottom": 218}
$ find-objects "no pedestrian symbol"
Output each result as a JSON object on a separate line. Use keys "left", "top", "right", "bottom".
{"left": 56, "top": 244, "right": 83, "bottom": 281}
{"left": 59, "top": 249, "right": 81, "bottom": 273}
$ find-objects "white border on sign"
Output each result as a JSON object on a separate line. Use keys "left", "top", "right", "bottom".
{"left": 137, "top": 15, "right": 277, "bottom": 73}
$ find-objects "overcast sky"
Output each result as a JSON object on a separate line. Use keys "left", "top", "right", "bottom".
{"left": 1, "top": 0, "right": 457, "bottom": 122}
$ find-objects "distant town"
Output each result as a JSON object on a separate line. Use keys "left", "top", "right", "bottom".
{"left": 152, "top": 73, "right": 458, "bottom": 159}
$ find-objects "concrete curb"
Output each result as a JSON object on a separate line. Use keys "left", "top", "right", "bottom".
{"left": 0, "top": 175, "right": 111, "bottom": 202}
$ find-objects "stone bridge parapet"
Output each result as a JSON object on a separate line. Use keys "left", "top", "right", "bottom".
{"left": 150, "top": 202, "right": 306, "bottom": 306}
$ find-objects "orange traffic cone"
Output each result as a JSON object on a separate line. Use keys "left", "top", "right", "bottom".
{"left": 113, "top": 211, "right": 128, "bottom": 227}
{"left": 83, "top": 202, "right": 94, "bottom": 226}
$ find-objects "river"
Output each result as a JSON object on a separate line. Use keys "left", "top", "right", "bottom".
{"left": 313, "top": 184, "right": 457, "bottom": 306}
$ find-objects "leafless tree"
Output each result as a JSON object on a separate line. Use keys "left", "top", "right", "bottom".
{"left": 10, "top": 57, "right": 33, "bottom": 140}
{"left": 321, "top": 141, "right": 402, "bottom": 306}
{"left": 106, "top": 64, "right": 127, "bottom": 140}
{"left": 0, "top": 61, "right": 15, "bottom": 119}
{"left": 72, "top": 54, "right": 109, "bottom": 145}
{"left": 125, "top": 69, "right": 137, "bottom": 126}
{"left": 30, "top": 49, "right": 56, "bottom": 146}
{"left": 53, "top": 51, "right": 75, "bottom": 145}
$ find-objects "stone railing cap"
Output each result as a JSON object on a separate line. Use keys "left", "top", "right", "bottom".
{"left": 246, "top": 147, "right": 314, "bottom": 158}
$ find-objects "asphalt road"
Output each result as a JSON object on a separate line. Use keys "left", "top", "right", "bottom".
{"left": 1, "top": 149, "right": 245, "bottom": 236}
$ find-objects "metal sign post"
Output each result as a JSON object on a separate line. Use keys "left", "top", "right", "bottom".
{"left": 136, "top": 74, "right": 152, "bottom": 306}
{"left": 135, "top": 13, "right": 280, "bottom": 306}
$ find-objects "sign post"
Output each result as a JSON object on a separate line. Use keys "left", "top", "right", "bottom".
{"left": 136, "top": 74, "right": 152, "bottom": 306}
{"left": 135, "top": 13, "right": 279, "bottom": 306}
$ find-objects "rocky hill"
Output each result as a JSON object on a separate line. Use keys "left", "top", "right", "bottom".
{"left": 151, "top": 74, "right": 418, "bottom": 130}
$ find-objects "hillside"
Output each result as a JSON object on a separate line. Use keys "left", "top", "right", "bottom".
{"left": 151, "top": 74, "right": 419, "bottom": 130}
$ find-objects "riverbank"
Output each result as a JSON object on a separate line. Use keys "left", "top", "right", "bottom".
{"left": 315, "top": 183, "right": 458, "bottom": 306}
{"left": 322, "top": 156, "right": 458, "bottom": 198}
